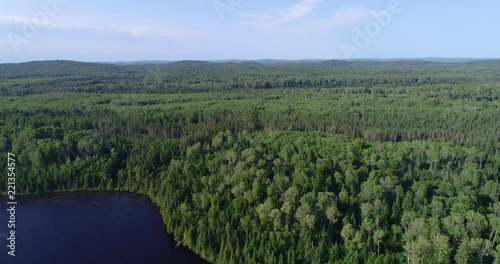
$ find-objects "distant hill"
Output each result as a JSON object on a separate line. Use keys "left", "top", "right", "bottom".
{"left": 98, "top": 58, "right": 500, "bottom": 66}
{"left": 105, "top": 60, "right": 173, "bottom": 65}
{"left": 1, "top": 59, "right": 500, "bottom": 96}
{"left": 0, "top": 60, "right": 139, "bottom": 79}
{"left": 348, "top": 57, "right": 499, "bottom": 63}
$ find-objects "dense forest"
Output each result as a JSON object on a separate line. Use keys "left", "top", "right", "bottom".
{"left": 0, "top": 60, "right": 499, "bottom": 263}
{"left": 1, "top": 60, "right": 500, "bottom": 95}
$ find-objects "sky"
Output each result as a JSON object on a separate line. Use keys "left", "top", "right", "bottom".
{"left": 0, "top": 0, "right": 499, "bottom": 62}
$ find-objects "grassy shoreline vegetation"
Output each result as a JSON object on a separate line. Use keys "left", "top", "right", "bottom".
{"left": 0, "top": 60, "right": 499, "bottom": 263}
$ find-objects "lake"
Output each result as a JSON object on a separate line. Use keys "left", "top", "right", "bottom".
{"left": 0, "top": 192, "right": 209, "bottom": 264}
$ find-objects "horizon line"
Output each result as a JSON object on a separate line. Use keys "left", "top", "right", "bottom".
{"left": 2, "top": 57, "right": 500, "bottom": 65}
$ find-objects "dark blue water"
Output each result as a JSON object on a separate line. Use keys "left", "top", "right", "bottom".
{"left": 0, "top": 192, "right": 208, "bottom": 264}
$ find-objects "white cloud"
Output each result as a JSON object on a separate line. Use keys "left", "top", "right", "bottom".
{"left": 280, "top": 0, "right": 325, "bottom": 23}
{"left": 0, "top": 13, "right": 207, "bottom": 38}
{"left": 291, "top": 6, "right": 373, "bottom": 33}
{"left": 242, "top": 0, "right": 324, "bottom": 32}
{"left": 0, "top": 14, "right": 47, "bottom": 26}
{"left": 242, "top": 1, "right": 373, "bottom": 33}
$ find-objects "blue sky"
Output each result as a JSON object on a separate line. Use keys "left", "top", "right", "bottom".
{"left": 0, "top": 0, "right": 498, "bottom": 62}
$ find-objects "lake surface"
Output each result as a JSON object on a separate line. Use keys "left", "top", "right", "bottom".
{"left": 0, "top": 192, "right": 208, "bottom": 264}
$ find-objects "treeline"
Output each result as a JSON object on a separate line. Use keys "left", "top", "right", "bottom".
{"left": 1, "top": 60, "right": 500, "bottom": 95}
{"left": 2, "top": 89, "right": 499, "bottom": 153}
